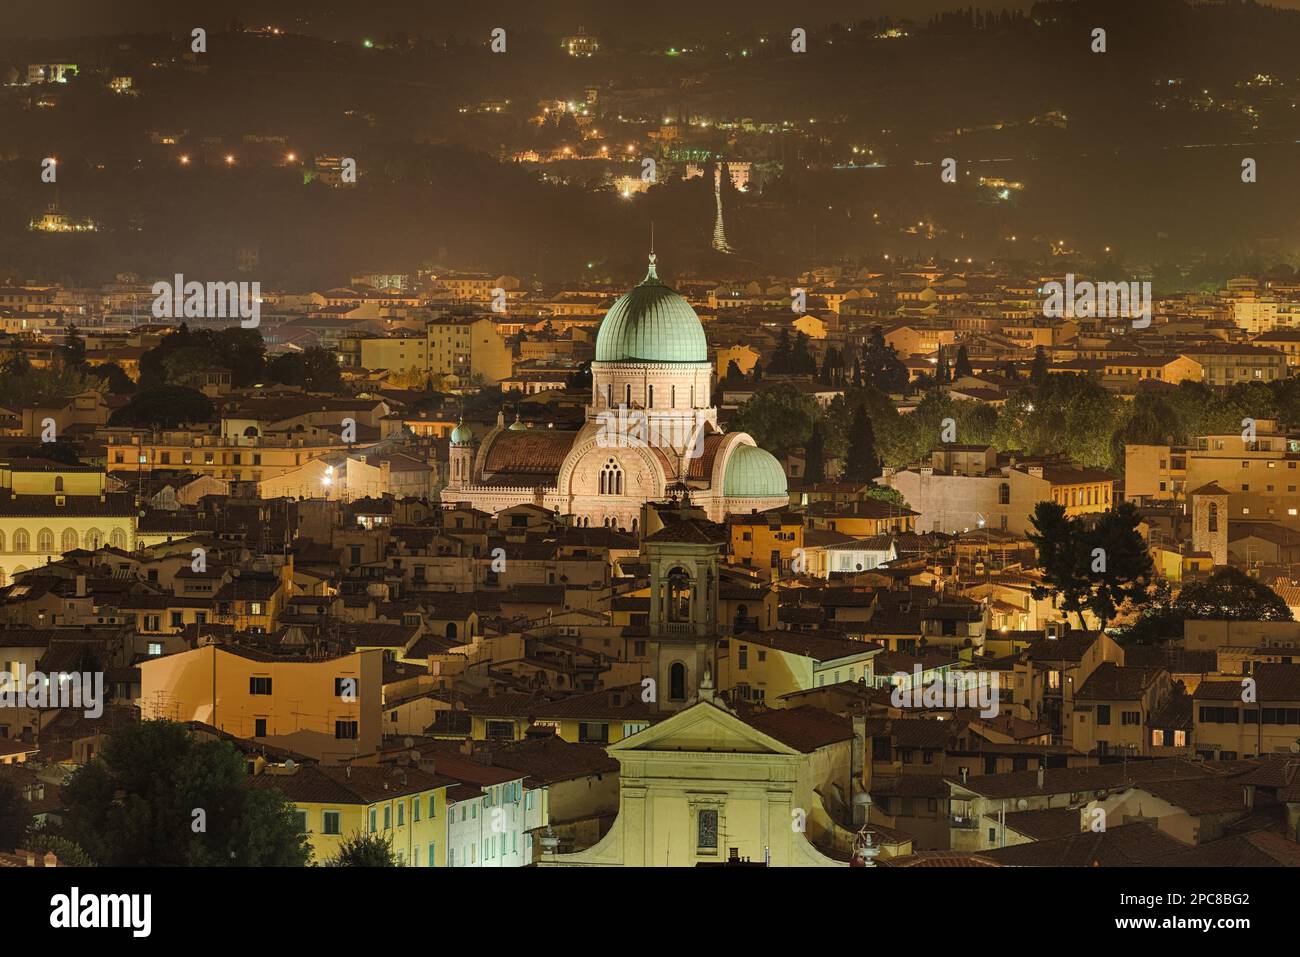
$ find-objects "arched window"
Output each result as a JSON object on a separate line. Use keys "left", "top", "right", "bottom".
{"left": 666, "top": 566, "right": 692, "bottom": 622}
{"left": 37, "top": 528, "right": 54, "bottom": 553}
{"left": 13, "top": 529, "right": 29, "bottom": 553}
{"left": 625, "top": 384, "right": 632, "bottom": 407}
{"left": 601, "top": 460, "right": 622, "bottom": 496}
{"left": 647, "top": 385, "right": 654, "bottom": 407}
{"left": 446, "top": 622, "right": 457, "bottom": 639}
{"left": 1208, "top": 501, "right": 1219, "bottom": 533}
{"left": 669, "top": 662, "right": 687, "bottom": 701}
{"left": 110, "top": 528, "right": 127, "bottom": 550}
{"left": 671, "top": 385, "right": 676, "bottom": 408}
{"left": 85, "top": 528, "right": 104, "bottom": 550}
{"left": 62, "top": 529, "right": 78, "bottom": 553}
{"left": 54, "top": 476, "right": 64, "bottom": 492}
{"left": 606, "top": 384, "right": 613, "bottom": 408}
{"left": 0, "top": 529, "right": 5, "bottom": 552}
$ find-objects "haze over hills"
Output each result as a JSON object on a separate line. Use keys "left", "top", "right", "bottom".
{"left": 4, "top": 0, "right": 1300, "bottom": 286}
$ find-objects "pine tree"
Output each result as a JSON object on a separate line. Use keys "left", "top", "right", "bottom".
{"left": 804, "top": 420, "right": 827, "bottom": 483}
{"left": 1030, "top": 345, "right": 1049, "bottom": 385}
{"left": 770, "top": 328, "right": 793, "bottom": 374}
{"left": 844, "top": 405, "right": 881, "bottom": 482}
{"left": 954, "top": 345, "right": 973, "bottom": 379}
{"left": 61, "top": 324, "right": 86, "bottom": 369}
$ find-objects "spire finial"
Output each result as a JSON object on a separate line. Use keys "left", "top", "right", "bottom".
{"left": 645, "top": 222, "right": 659, "bottom": 281}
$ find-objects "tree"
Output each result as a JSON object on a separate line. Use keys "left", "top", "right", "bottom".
{"left": 1028, "top": 501, "right": 1154, "bottom": 631}
{"left": 843, "top": 404, "right": 881, "bottom": 482}
{"left": 731, "top": 386, "right": 821, "bottom": 459}
{"left": 88, "top": 361, "right": 136, "bottom": 395}
{"left": 866, "top": 485, "right": 907, "bottom": 507}
{"left": 1173, "top": 567, "right": 1293, "bottom": 622}
{"left": 1118, "top": 568, "right": 1293, "bottom": 646}
{"left": 109, "top": 386, "right": 214, "bottom": 429}
{"left": 61, "top": 719, "right": 310, "bottom": 866}
{"left": 1027, "top": 501, "right": 1091, "bottom": 628}
{"left": 8, "top": 440, "right": 80, "bottom": 465}
{"left": 325, "top": 832, "right": 399, "bottom": 867}
{"left": 23, "top": 827, "right": 94, "bottom": 866}
{"left": 0, "top": 777, "right": 27, "bottom": 850}
{"left": 267, "top": 347, "right": 345, "bottom": 393}
{"left": 790, "top": 332, "right": 818, "bottom": 375}
{"left": 953, "top": 345, "right": 973, "bottom": 379}
{"left": 0, "top": 351, "right": 31, "bottom": 379}
{"left": 1083, "top": 502, "right": 1156, "bottom": 629}
{"left": 768, "top": 328, "right": 794, "bottom": 374}
{"left": 819, "top": 347, "right": 842, "bottom": 386}
{"left": 565, "top": 360, "right": 592, "bottom": 392}
{"left": 1030, "top": 346, "right": 1049, "bottom": 385}
{"left": 61, "top": 324, "right": 86, "bottom": 370}
{"left": 804, "top": 419, "right": 827, "bottom": 483}
{"left": 859, "top": 327, "right": 908, "bottom": 394}
{"left": 140, "top": 326, "right": 266, "bottom": 389}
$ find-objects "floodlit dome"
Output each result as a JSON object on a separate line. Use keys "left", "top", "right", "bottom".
{"left": 723, "top": 444, "right": 788, "bottom": 498}
{"left": 594, "top": 255, "right": 708, "bottom": 363}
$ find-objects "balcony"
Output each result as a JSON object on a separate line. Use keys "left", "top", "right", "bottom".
{"left": 948, "top": 814, "right": 979, "bottom": 829}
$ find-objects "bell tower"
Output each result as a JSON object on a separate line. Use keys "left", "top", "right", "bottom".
{"left": 644, "top": 517, "right": 722, "bottom": 712}
{"left": 1190, "top": 481, "right": 1228, "bottom": 567}
{"left": 448, "top": 418, "right": 475, "bottom": 491}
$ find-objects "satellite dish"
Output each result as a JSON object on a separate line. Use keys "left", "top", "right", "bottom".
{"left": 284, "top": 758, "right": 295, "bottom": 770}
{"left": 1290, "top": 741, "right": 1300, "bottom": 753}
{"left": 1016, "top": 799, "right": 1028, "bottom": 810}
{"left": 403, "top": 736, "right": 415, "bottom": 748}
{"left": 411, "top": 750, "right": 421, "bottom": 763}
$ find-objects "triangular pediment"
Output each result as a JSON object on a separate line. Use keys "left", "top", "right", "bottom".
{"left": 611, "top": 700, "right": 798, "bottom": 756}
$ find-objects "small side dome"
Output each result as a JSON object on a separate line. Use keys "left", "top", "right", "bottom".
{"left": 723, "top": 444, "right": 788, "bottom": 498}
{"left": 450, "top": 419, "right": 474, "bottom": 444}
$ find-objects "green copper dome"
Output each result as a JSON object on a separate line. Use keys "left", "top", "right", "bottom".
{"left": 724, "top": 444, "right": 788, "bottom": 498}
{"left": 594, "top": 256, "right": 708, "bottom": 363}
{"left": 450, "top": 419, "right": 473, "bottom": 444}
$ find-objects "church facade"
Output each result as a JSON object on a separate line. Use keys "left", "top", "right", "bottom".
{"left": 444, "top": 254, "right": 788, "bottom": 528}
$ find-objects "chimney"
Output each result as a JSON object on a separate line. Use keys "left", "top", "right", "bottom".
{"left": 1036, "top": 764, "right": 1045, "bottom": 789}
{"left": 1243, "top": 783, "right": 1256, "bottom": 810}
{"left": 960, "top": 766, "right": 969, "bottom": 783}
